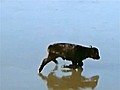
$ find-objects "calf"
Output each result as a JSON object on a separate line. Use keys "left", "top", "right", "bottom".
{"left": 39, "top": 43, "right": 100, "bottom": 73}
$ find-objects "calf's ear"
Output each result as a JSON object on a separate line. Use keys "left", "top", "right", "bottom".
{"left": 89, "top": 45, "right": 92, "bottom": 48}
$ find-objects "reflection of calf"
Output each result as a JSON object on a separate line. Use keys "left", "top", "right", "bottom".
{"left": 39, "top": 69, "right": 99, "bottom": 90}
{"left": 39, "top": 43, "right": 100, "bottom": 72}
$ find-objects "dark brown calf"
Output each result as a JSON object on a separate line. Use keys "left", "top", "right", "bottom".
{"left": 39, "top": 43, "right": 100, "bottom": 73}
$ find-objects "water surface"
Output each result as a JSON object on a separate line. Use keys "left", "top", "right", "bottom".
{"left": 1, "top": 0, "right": 120, "bottom": 90}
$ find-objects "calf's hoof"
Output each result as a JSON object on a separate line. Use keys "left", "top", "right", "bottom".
{"left": 63, "top": 64, "right": 80, "bottom": 69}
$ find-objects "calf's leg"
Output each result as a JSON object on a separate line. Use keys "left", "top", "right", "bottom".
{"left": 72, "top": 61, "right": 77, "bottom": 66}
{"left": 53, "top": 60, "right": 58, "bottom": 64}
{"left": 78, "top": 61, "right": 83, "bottom": 67}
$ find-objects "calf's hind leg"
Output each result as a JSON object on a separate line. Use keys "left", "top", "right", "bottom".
{"left": 53, "top": 59, "right": 58, "bottom": 64}
{"left": 78, "top": 61, "right": 83, "bottom": 67}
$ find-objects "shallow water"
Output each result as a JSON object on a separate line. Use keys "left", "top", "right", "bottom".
{"left": 1, "top": 0, "right": 120, "bottom": 90}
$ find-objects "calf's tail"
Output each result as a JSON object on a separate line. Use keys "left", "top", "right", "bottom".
{"left": 39, "top": 58, "right": 50, "bottom": 73}
{"left": 48, "top": 45, "right": 53, "bottom": 52}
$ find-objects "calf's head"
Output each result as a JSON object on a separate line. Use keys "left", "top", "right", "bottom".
{"left": 89, "top": 46, "right": 100, "bottom": 60}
